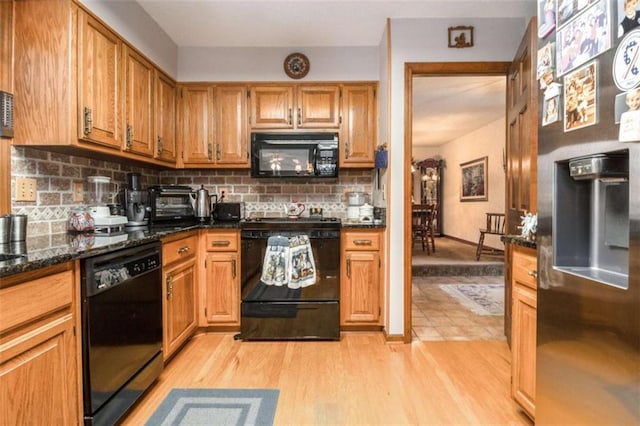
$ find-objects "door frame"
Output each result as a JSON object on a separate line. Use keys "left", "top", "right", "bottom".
{"left": 403, "top": 62, "right": 511, "bottom": 342}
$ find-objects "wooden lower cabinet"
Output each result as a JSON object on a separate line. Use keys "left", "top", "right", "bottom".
{"left": 510, "top": 245, "right": 537, "bottom": 419}
{"left": 162, "top": 232, "right": 198, "bottom": 361}
{"left": 0, "top": 263, "right": 81, "bottom": 426}
{"left": 340, "top": 229, "right": 383, "bottom": 327}
{"left": 200, "top": 230, "right": 240, "bottom": 327}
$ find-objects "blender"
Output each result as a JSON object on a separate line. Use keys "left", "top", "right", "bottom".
{"left": 86, "top": 176, "right": 127, "bottom": 233}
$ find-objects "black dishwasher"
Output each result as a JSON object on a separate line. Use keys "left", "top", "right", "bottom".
{"left": 81, "top": 241, "right": 163, "bottom": 426}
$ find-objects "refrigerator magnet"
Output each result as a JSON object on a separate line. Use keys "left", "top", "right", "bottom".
{"left": 563, "top": 62, "right": 597, "bottom": 132}
{"left": 613, "top": 28, "right": 640, "bottom": 91}
{"left": 618, "top": 88, "right": 640, "bottom": 141}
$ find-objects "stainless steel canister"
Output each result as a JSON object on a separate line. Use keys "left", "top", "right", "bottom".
{"left": 0, "top": 215, "right": 10, "bottom": 244}
{"left": 10, "top": 214, "right": 27, "bottom": 241}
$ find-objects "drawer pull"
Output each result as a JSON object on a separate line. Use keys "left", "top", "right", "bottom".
{"left": 353, "top": 239, "right": 372, "bottom": 245}
{"left": 231, "top": 259, "right": 236, "bottom": 279}
{"left": 528, "top": 270, "right": 538, "bottom": 278}
{"left": 211, "top": 240, "right": 231, "bottom": 247}
{"left": 346, "top": 258, "right": 351, "bottom": 278}
{"left": 177, "top": 246, "right": 191, "bottom": 254}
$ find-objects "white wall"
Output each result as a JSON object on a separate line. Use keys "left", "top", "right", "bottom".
{"left": 440, "top": 118, "right": 506, "bottom": 249}
{"left": 81, "top": 0, "right": 178, "bottom": 77}
{"left": 178, "top": 47, "right": 378, "bottom": 81}
{"left": 386, "top": 16, "right": 531, "bottom": 336}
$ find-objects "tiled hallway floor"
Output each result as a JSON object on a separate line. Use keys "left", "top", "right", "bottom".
{"left": 412, "top": 275, "right": 506, "bottom": 342}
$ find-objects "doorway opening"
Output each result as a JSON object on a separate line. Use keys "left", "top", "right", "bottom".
{"left": 404, "top": 62, "right": 510, "bottom": 342}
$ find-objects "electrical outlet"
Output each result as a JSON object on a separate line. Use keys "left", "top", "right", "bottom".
{"left": 15, "top": 177, "right": 37, "bottom": 202}
{"left": 72, "top": 182, "right": 84, "bottom": 202}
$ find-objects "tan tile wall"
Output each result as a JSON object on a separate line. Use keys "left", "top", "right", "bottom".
{"left": 11, "top": 147, "right": 374, "bottom": 235}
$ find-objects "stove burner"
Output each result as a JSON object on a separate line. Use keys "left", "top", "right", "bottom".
{"left": 243, "top": 217, "right": 339, "bottom": 223}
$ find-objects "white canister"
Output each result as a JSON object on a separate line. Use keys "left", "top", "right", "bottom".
{"left": 347, "top": 206, "right": 360, "bottom": 221}
{"left": 359, "top": 203, "right": 374, "bottom": 223}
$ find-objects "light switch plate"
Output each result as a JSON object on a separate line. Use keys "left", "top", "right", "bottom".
{"left": 15, "top": 177, "right": 37, "bottom": 202}
{"left": 73, "top": 182, "right": 84, "bottom": 202}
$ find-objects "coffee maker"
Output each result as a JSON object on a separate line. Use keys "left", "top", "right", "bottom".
{"left": 122, "top": 173, "right": 149, "bottom": 227}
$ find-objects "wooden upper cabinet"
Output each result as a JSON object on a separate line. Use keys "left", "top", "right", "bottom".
{"left": 214, "top": 85, "right": 248, "bottom": 166}
{"left": 249, "top": 85, "right": 294, "bottom": 128}
{"left": 0, "top": 1, "right": 12, "bottom": 215}
{"left": 0, "top": 1, "right": 12, "bottom": 93}
{"left": 341, "top": 84, "right": 377, "bottom": 167}
{"left": 249, "top": 84, "right": 340, "bottom": 130}
{"left": 178, "top": 84, "right": 249, "bottom": 168}
{"left": 296, "top": 85, "right": 340, "bottom": 128}
{"left": 78, "top": 11, "right": 122, "bottom": 149}
{"left": 178, "top": 85, "right": 214, "bottom": 166}
{"left": 155, "top": 70, "right": 177, "bottom": 163}
{"left": 123, "top": 45, "right": 154, "bottom": 157}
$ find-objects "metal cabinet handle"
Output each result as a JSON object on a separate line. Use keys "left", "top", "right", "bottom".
{"left": 345, "top": 142, "right": 350, "bottom": 159}
{"left": 157, "top": 136, "right": 163, "bottom": 156}
{"left": 216, "top": 143, "right": 221, "bottom": 161}
{"left": 166, "top": 275, "right": 173, "bottom": 299}
{"left": 208, "top": 143, "right": 213, "bottom": 160}
{"left": 126, "top": 124, "right": 133, "bottom": 149}
{"left": 288, "top": 108, "right": 292, "bottom": 125}
{"left": 211, "top": 240, "right": 231, "bottom": 247}
{"left": 528, "top": 270, "right": 538, "bottom": 278}
{"left": 177, "top": 246, "right": 190, "bottom": 254}
{"left": 83, "top": 107, "right": 93, "bottom": 135}
{"left": 297, "top": 107, "right": 301, "bottom": 126}
{"left": 353, "top": 239, "right": 372, "bottom": 245}
{"left": 346, "top": 257, "right": 351, "bottom": 278}
{"left": 231, "top": 259, "right": 236, "bottom": 279}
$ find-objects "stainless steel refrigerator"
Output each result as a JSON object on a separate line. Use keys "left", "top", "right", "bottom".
{"left": 536, "top": 1, "right": 639, "bottom": 423}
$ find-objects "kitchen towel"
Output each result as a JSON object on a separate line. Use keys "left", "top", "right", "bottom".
{"left": 260, "top": 235, "right": 316, "bottom": 289}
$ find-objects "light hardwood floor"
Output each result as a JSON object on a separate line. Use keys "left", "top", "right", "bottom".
{"left": 122, "top": 332, "right": 532, "bottom": 425}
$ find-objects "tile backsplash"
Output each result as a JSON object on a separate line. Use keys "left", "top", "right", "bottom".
{"left": 11, "top": 147, "right": 374, "bottom": 235}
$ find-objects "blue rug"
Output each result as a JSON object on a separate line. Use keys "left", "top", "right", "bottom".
{"left": 145, "top": 389, "right": 279, "bottom": 426}
{"left": 438, "top": 284, "right": 504, "bottom": 316}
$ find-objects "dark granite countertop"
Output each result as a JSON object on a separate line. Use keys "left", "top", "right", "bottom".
{"left": 0, "top": 218, "right": 386, "bottom": 278}
{"left": 0, "top": 220, "right": 241, "bottom": 279}
{"left": 501, "top": 234, "right": 537, "bottom": 250}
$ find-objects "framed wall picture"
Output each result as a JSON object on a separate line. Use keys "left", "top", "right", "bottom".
{"left": 460, "top": 156, "right": 488, "bottom": 202}
{"left": 538, "top": 0, "right": 556, "bottom": 38}
{"left": 448, "top": 26, "right": 474, "bottom": 48}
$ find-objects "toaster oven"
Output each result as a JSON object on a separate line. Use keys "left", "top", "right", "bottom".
{"left": 147, "top": 185, "right": 196, "bottom": 225}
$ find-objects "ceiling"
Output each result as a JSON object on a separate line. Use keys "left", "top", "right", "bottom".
{"left": 135, "top": 0, "right": 534, "bottom": 48}
{"left": 131, "top": 1, "right": 522, "bottom": 148}
{"left": 412, "top": 76, "right": 506, "bottom": 148}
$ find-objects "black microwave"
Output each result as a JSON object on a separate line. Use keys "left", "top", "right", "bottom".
{"left": 251, "top": 132, "right": 339, "bottom": 178}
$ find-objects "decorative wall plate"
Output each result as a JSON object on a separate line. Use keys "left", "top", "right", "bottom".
{"left": 284, "top": 53, "right": 310, "bottom": 79}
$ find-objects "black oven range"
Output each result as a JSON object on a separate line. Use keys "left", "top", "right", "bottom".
{"left": 239, "top": 217, "right": 340, "bottom": 340}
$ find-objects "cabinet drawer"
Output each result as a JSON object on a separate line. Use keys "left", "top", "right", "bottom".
{"left": 163, "top": 234, "right": 198, "bottom": 265}
{"left": 205, "top": 231, "right": 239, "bottom": 252}
{"left": 0, "top": 268, "right": 73, "bottom": 334}
{"left": 513, "top": 247, "right": 537, "bottom": 290}
{"left": 343, "top": 231, "right": 380, "bottom": 251}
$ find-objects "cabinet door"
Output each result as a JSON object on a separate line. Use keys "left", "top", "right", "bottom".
{"left": 155, "top": 70, "right": 177, "bottom": 163}
{"left": 178, "top": 85, "right": 214, "bottom": 166}
{"left": 249, "top": 86, "right": 294, "bottom": 129}
{"left": 0, "top": 314, "right": 79, "bottom": 426}
{"left": 341, "top": 84, "right": 376, "bottom": 167}
{"left": 215, "top": 85, "right": 249, "bottom": 166}
{"left": 123, "top": 45, "right": 154, "bottom": 156}
{"left": 297, "top": 85, "right": 340, "bottom": 128}
{"left": 203, "top": 252, "right": 240, "bottom": 324}
{"left": 341, "top": 250, "right": 380, "bottom": 324}
{"left": 506, "top": 19, "right": 537, "bottom": 234}
{"left": 163, "top": 258, "right": 197, "bottom": 361}
{"left": 78, "top": 12, "right": 122, "bottom": 149}
{"left": 0, "top": 1, "right": 11, "bottom": 214}
{"left": 511, "top": 282, "right": 537, "bottom": 419}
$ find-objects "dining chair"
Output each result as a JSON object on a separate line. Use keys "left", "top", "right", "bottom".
{"left": 475, "top": 212, "right": 505, "bottom": 260}
{"left": 411, "top": 204, "right": 429, "bottom": 252}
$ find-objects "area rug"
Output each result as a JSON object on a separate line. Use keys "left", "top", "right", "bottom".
{"left": 438, "top": 284, "right": 504, "bottom": 316}
{"left": 145, "top": 388, "right": 279, "bottom": 426}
